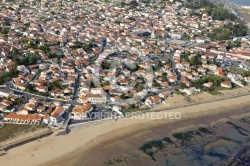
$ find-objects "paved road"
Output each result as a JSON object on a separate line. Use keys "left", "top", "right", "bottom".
{"left": 72, "top": 71, "right": 81, "bottom": 100}
{"left": 8, "top": 86, "right": 80, "bottom": 105}
{"left": 30, "top": 66, "right": 49, "bottom": 82}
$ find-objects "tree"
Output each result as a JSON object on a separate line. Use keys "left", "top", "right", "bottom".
{"left": 51, "top": 80, "right": 63, "bottom": 89}
{"left": 208, "top": 27, "right": 232, "bottom": 40}
{"left": 28, "top": 55, "right": 37, "bottom": 65}
{"left": 183, "top": 34, "right": 191, "bottom": 41}
{"left": 0, "top": 27, "right": 9, "bottom": 34}
{"left": 101, "top": 61, "right": 110, "bottom": 69}
{"left": 120, "top": 93, "right": 127, "bottom": 99}
{"left": 142, "top": 0, "right": 151, "bottom": 4}
{"left": 190, "top": 53, "right": 201, "bottom": 67}
{"left": 82, "top": 42, "right": 94, "bottom": 53}
{"left": 114, "top": 20, "right": 121, "bottom": 24}
{"left": 226, "top": 40, "right": 241, "bottom": 50}
{"left": 25, "top": 83, "right": 34, "bottom": 92}
{"left": 102, "top": 81, "right": 110, "bottom": 87}
{"left": 185, "top": 0, "right": 237, "bottom": 21}
{"left": 129, "top": 0, "right": 138, "bottom": 8}
{"left": 191, "top": 74, "right": 222, "bottom": 89}
{"left": 162, "top": 73, "right": 168, "bottom": 82}
{"left": 179, "top": 82, "right": 186, "bottom": 89}
{"left": 205, "top": 6, "right": 212, "bottom": 15}
{"left": 138, "top": 85, "right": 144, "bottom": 91}
{"left": 182, "top": 52, "right": 191, "bottom": 62}
{"left": 233, "top": 23, "right": 248, "bottom": 36}
{"left": 119, "top": 1, "right": 126, "bottom": 7}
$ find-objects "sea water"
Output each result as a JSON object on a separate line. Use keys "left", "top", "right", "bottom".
{"left": 226, "top": 0, "right": 250, "bottom": 6}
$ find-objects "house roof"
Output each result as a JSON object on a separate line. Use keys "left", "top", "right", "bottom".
{"left": 51, "top": 106, "right": 64, "bottom": 118}
{"left": 72, "top": 104, "right": 92, "bottom": 114}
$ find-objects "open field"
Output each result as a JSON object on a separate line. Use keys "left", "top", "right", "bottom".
{"left": 0, "top": 124, "right": 43, "bottom": 142}
{"left": 238, "top": 8, "right": 250, "bottom": 28}
{"left": 239, "top": 8, "right": 250, "bottom": 19}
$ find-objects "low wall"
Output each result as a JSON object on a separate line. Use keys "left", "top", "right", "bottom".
{"left": 0, "top": 130, "right": 53, "bottom": 151}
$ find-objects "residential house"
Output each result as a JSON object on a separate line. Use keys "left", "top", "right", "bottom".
{"left": 159, "top": 90, "right": 172, "bottom": 99}
{"left": 13, "top": 82, "right": 26, "bottom": 90}
{"left": 182, "top": 87, "right": 200, "bottom": 95}
{"left": 48, "top": 106, "right": 65, "bottom": 125}
{"left": 221, "top": 81, "right": 232, "bottom": 89}
{"left": 145, "top": 95, "right": 162, "bottom": 107}
{"left": 71, "top": 104, "right": 93, "bottom": 120}
{"left": 203, "top": 82, "right": 213, "bottom": 88}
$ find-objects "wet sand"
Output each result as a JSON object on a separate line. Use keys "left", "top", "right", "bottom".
{"left": 43, "top": 95, "right": 250, "bottom": 166}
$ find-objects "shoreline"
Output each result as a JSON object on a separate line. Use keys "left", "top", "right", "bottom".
{"left": 0, "top": 94, "right": 250, "bottom": 166}
{"left": 43, "top": 97, "right": 250, "bottom": 166}
{"left": 224, "top": 0, "right": 250, "bottom": 7}
{"left": 1, "top": 86, "right": 249, "bottom": 151}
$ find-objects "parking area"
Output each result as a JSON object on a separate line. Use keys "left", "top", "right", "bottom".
{"left": 87, "top": 105, "right": 114, "bottom": 119}
{"left": 216, "top": 59, "right": 242, "bottom": 69}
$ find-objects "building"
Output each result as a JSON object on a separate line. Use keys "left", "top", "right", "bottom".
{"left": 0, "top": 89, "right": 12, "bottom": 97}
{"left": 71, "top": 104, "right": 93, "bottom": 120}
{"left": 145, "top": 95, "right": 162, "bottom": 107}
{"left": 159, "top": 90, "right": 172, "bottom": 98}
{"left": 87, "top": 94, "right": 107, "bottom": 104}
{"left": 221, "top": 81, "right": 232, "bottom": 89}
{"left": 13, "top": 82, "right": 26, "bottom": 90}
{"left": 4, "top": 113, "right": 41, "bottom": 124}
{"left": 182, "top": 87, "right": 200, "bottom": 95}
{"left": 48, "top": 106, "right": 65, "bottom": 125}
{"left": 203, "top": 82, "right": 213, "bottom": 88}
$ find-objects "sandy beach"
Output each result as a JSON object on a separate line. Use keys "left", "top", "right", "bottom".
{"left": 0, "top": 93, "right": 249, "bottom": 166}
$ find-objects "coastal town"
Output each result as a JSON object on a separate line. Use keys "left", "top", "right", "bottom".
{"left": 0, "top": 0, "right": 250, "bottom": 130}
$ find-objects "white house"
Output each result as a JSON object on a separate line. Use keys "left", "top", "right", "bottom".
{"left": 145, "top": 95, "right": 162, "bottom": 107}
{"left": 170, "top": 32, "right": 184, "bottom": 39}
{"left": 159, "top": 90, "right": 172, "bottom": 98}
{"left": 71, "top": 104, "right": 93, "bottom": 120}
{"left": 87, "top": 94, "right": 107, "bottom": 104}
{"left": 182, "top": 87, "right": 200, "bottom": 95}
{"left": 48, "top": 106, "right": 65, "bottom": 125}
{"left": 0, "top": 89, "right": 11, "bottom": 97}
{"left": 221, "top": 81, "right": 232, "bottom": 89}
{"left": 203, "top": 82, "right": 213, "bottom": 88}
{"left": 13, "top": 82, "right": 26, "bottom": 90}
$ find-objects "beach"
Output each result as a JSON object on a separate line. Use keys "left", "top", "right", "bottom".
{"left": 0, "top": 93, "right": 249, "bottom": 166}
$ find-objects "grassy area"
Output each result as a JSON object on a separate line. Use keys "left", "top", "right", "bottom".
{"left": 209, "top": 91, "right": 222, "bottom": 95}
{"left": 0, "top": 124, "right": 43, "bottom": 142}
{"left": 238, "top": 8, "right": 250, "bottom": 24}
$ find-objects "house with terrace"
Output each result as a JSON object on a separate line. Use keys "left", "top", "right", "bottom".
{"left": 48, "top": 106, "right": 65, "bottom": 125}
{"left": 71, "top": 103, "right": 93, "bottom": 120}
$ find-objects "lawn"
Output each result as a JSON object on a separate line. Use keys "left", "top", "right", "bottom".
{"left": 0, "top": 124, "right": 42, "bottom": 142}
